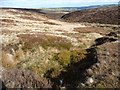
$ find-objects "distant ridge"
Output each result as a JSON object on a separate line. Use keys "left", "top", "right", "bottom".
{"left": 61, "top": 5, "right": 119, "bottom": 25}
{"left": 43, "top": 4, "right": 118, "bottom": 12}
{"left": 60, "top": 4, "right": 118, "bottom": 10}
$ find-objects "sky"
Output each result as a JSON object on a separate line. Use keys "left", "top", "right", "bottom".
{"left": 0, "top": 0, "right": 119, "bottom": 8}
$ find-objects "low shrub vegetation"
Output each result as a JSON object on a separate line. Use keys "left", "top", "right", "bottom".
{"left": 17, "top": 34, "right": 72, "bottom": 50}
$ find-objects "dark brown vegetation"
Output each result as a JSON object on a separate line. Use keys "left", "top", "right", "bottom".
{"left": 1, "top": 19, "right": 15, "bottom": 23}
{"left": 17, "top": 33, "right": 72, "bottom": 50}
{"left": 19, "top": 15, "right": 44, "bottom": 21}
{"left": 89, "top": 41, "right": 119, "bottom": 88}
{"left": 43, "top": 21, "right": 60, "bottom": 25}
{"left": 74, "top": 27, "right": 113, "bottom": 35}
{"left": 2, "top": 8, "right": 44, "bottom": 14}
{"left": 1, "top": 68, "right": 52, "bottom": 88}
{"left": 61, "top": 6, "right": 119, "bottom": 25}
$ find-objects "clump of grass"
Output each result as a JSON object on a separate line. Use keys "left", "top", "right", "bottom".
{"left": 1, "top": 41, "right": 25, "bottom": 68}
{"left": 52, "top": 49, "right": 87, "bottom": 67}
{"left": 70, "top": 49, "right": 87, "bottom": 64}
{"left": 2, "top": 52, "right": 17, "bottom": 68}
{"left": 17, "top": 46, "right": 60, "bottom": 77}
{"left": 52, "top": 50, "right": 71, "bottom": 67}
{"left": 16, "top": 44, "right": 87, "bottom": 78}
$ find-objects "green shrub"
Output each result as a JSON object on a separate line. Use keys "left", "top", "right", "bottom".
{"left": 52, "top": 49, "right": 87, "bottom": 68}
{"left": 56, "top": 50, "right": 71, "bottom": 67}
{"left": 70, "top": 49, "right": 87, "bottom": 64}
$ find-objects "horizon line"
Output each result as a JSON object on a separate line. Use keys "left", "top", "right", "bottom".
{"left": 0, "top": 3, "right": 118, "bottom": 9}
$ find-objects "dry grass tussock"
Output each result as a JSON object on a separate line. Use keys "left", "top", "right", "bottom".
{"left": 1, "top": 45, "right": 25, "bottom": 68}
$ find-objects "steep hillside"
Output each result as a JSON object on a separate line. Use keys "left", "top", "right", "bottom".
{"left": 61, "top": 6, "right": 119, "bottom": 25}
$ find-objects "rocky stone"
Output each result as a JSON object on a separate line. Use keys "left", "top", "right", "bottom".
{"left": 86, "top": 77, "right": 94, "bottom": 85}
{"left": 86, "top": 69, "right": 93, "bottom": 77}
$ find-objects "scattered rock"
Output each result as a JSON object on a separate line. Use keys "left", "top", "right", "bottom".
{"left": 86, "top": 69, "right": 93, "bottom": 77}
{"left": 86, "top": 77, "right": 94, "bottom": 85}
{"left": 95, "top": 63, "right": 100, "bottom": 68}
